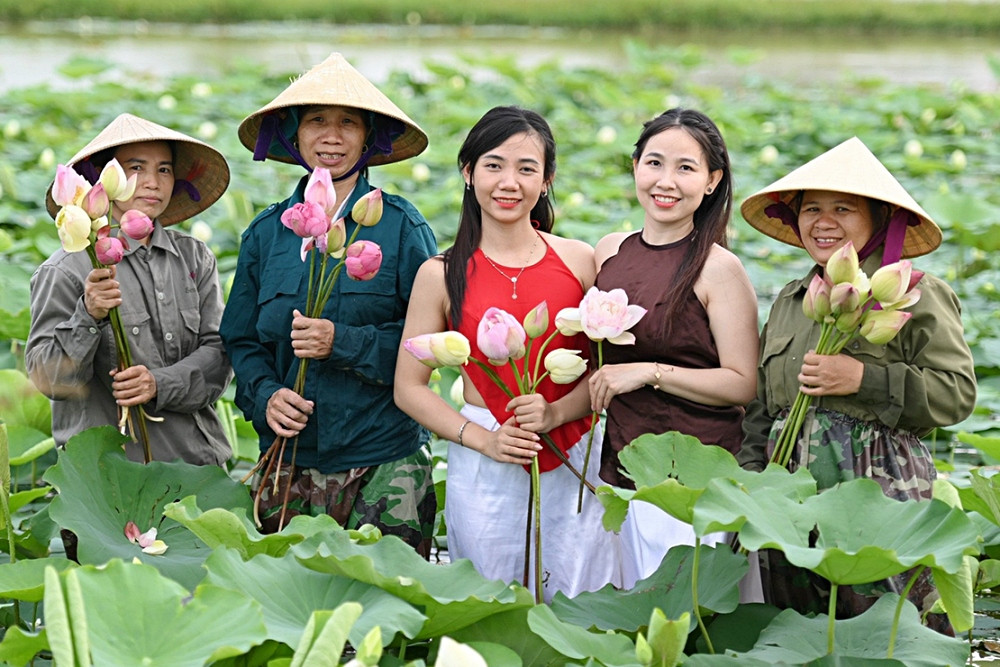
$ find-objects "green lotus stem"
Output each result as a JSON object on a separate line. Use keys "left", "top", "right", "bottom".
{"left": 531, "top": 454, "right": 542, "bottom": 604}
{"left": 827, "top": 583, "right": 838, "bottom": 654}
{"left": 305, "top": 246, "right": 318, "bottom": 315}
{"left": 691, "top": 538, "right": 715, "bottom": 654}
{"left": 523, "top": 477, "right": 533, "bottom": 588}
{"left": 576, "top": 341, "right": 602, "bottom": 512}
{"left": 529, "top": 328, "right": 560, "bottom": 392}
{"left": 888, "top": 566, "right": 923, "bottom": 659}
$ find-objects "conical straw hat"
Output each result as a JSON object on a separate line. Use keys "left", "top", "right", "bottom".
{"left": 45, "top": 113, "right": 230, "bottom": 226}
{"left": 238, "top": 52, "right": 427, "bottom": 166}
{"left": 740, "top": 137, "right": 942, "bottom": 258}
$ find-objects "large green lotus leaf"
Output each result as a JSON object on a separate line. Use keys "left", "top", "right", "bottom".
{"left": 781, "top": 479, "right": 981, "bottom": 585}
{"left": 685, "top": 655, "right": 901, "bottom": 666}
{"left": 462, "top": 641, "right": 523, "bottom": 667}
{"left": 694, "top": 603, "right": 782, "bottom": 656}
{"left": 548, "top": 544, "right": 744, "bottom": 632}
{"left": 618, "top": 431, "right": 742, "bottom": 490}
{"left": 932, "top": 555, "right": 976, "bottom": 633}
{"left": 289, "top": 604, "right": 361, "bottom": 667}
{"left": 447, "top": 608, "right": 566, "bottom": 666}
{"left": 164, "top": 496, "right": 339, "bottom": 559}
{"left": 291, "top": 529, "right": 534, "bottom": 639}
{"left": 8, "top": 485, "right": 52, "bottom": 516}
{"left": 44, "top": 426, "right": 253, "bottom": 590}
{"left": 0, "top": 625, "right": 49, "bottom": 666}
{"left": 69, "top": 559, "right": 267, "bottom": 666}
{"left": 0, "top": 369, "right": 50, "bottom": 434}
{"left": 202, "top": 546, "right": 426, "bottom": 648}
{"left": 0, "top": 557, "right": 76, "bottom": 601}
{"left": 6, "top": 425, "right": 54, "bottom": 466}
{"left": 957, "top": 468, "right": 1000, "bottom": 527}
{"left": 527, "top": 604, "right": 639, "bottom": 667}
{"left": 739, "top": 594, "right": 969, "bottom": 666}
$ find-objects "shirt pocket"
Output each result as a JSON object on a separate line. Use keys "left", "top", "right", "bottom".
{"left": 119, "top": 308, "right": 162, "bottom": 368}
{"left": 336, "top": 273, "right": 399, "bottom": 326}
{"left": 178, "top": 306, "right": 201, "bottom": 356}
{"left": 843, "top": 336, "right": 889, "bottom": 363}
{"left": 760, "top": 333, "right": 795, "bottom": 408}
{"left": 256, "top": 269, "right": 303, "bottom": 343}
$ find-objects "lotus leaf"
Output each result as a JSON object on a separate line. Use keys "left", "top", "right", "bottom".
{"left": 527, "top": 603, "right": 639, "bottom": 667}
{"left": 289, "top": 603, "right": 361, "bottom": 667}
{"left": 0, "top": 556, "right": 75, "bottom": 601}
{"left": 446, "top": 608, "right": 565, "bottom": 667}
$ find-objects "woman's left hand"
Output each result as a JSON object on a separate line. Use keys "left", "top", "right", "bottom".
{"left": 290, "top": 309, "right": 335, "bottom": 359}
{"left": 588, "top": 363, "right": 650, "bottom": 412}
{"left": 798, "top": 351, "right": 864, "bottom": 396}
{"left": 507, "top": 393, "right": 556, "bottom": 433}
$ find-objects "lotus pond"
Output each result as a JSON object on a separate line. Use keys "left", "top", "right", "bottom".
{"left": 0, "top": 35, "right": 999, "bottom": 666}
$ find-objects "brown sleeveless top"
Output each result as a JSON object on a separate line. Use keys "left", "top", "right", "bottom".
{"left": 594, "top": 231, "right": 744, "bottom": 489}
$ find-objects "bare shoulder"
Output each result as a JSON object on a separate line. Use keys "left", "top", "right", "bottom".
{"left": 702, "top": 244, "right": 752, "bottom": 283}
{"left": 542, "top": 232, "right": 595, "bottom": 284}
{"left": 594, "top": 231, "right": 636, "bottom": 269}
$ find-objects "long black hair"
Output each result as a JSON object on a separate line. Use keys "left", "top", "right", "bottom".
{"left": 444, "top": 106, "right": 557, "bottom": 327}
{"left": 632, "top": 108, "right": 733, "bottom": 333}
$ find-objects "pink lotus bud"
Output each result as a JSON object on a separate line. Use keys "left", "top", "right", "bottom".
{"left": 325, "top": 217, "right": 347, "bottom": 258}
{"left": 907, "top": 270, "right": 924, "bottom": 291}
{"left": 82, "top": 183, "right": 110, "bottom": 220}
{"left": 120, "top": 209, "right": 154, "bottom": 240}
{"left": 834, "top": 307, "right": 865, "bottom": 333}
{"left": 304, "top": 167, "right": 338, "bottom": 219}
{"left": 829, "top": 282, "right": 861, "bottom": 316}
{"left": 344, "top": 240, "right": 382, "bottom": 281}
{"left": 55, "top": 205, "right": 93, "bottom": 252}
{"left": 870, "top": 260, "right": 912, "bottom": 305}
{"left": 95, "top": 236, "right": 125, "bottom": 265}
{"left": 859, "top": 309, "right": 912, "bottom": 345}
{"left": 802, "top": 274, "right": 832, "bottom": 322}
{"left": 281, "top": 201, "right": 330, "bottom": 239}
{"left": 404, "top": 331, "right": 471, "bottom": 368}
{"left": 403, "top": 333, "right": 440, "bottom": 368}
{"left": 825, "top": 241, "right": 860, "bottom": 285}
{"left": 523, "top": 301, "right": 549, "bottom": 339}
{"left": 554, "top": 307, "right": 583, "bottom": 336}
{"left": 52, "top": 164, "right": 91, "bottom": 207}
{"left": 477, "top": 307, "right": 527, "bottom": 365}
{"left": 544, "top": 348, "right": 587, "bottom": 384}
{"left": 579, "top": 286, "right": 647, "bottom": 345}
{"left": 351, "top": 188, "right": 384, "bottom": 227}
{"left": 99, "top": 158, "right": 134, "bottom": 201}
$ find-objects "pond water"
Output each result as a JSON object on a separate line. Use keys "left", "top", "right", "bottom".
{"left": 1, "top": 19, "right": 998, "bottom": 91}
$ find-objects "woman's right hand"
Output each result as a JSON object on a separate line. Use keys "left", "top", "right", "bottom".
{"left": 266, "top": 387, "right": 314, "bottom": 438}
{"left": 476, "top": 416, "right": 541, "bottom": 465}
{"left": 84, "top": 266, "right": 121, "bottom": 321}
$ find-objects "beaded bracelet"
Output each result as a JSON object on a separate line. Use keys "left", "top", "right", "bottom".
{"left": 457, "top": 419, "right": 473, "bottom": 447}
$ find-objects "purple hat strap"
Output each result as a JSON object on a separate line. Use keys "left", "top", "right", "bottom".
{"left": 764, "top": 201, "right": 802, "bottom": 242}
{"left": 253, "top": 114, "right": 313, "bottom": 171}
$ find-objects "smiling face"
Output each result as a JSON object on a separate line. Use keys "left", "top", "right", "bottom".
{"left": 464, "top": 131, "right": 548, "bottom": 229}
{"left": 295, "top": 105, "right": 368, "bottom": 183}
{"left": 797, "top": 190, "right": 875, "bottom": 269}
{"left": 110, "top": 140, "right": 174, "bottom": 224}
{"left": 633, "top": 127, "right": 721, "bottom": 235}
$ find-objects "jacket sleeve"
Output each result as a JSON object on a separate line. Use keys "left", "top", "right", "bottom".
{"left": 738, "top": 321, "right": 773, "bottom": 472}
{"left": 855, "top": 275, "right": 977, "bottom": 434}
{"left": 219, "top": 226, "right": 286, "bottom": 434}
{"left": 25, "top": 259, "right": 104, "bottom": 399}
{"left": 149, "top": 243, "right": 233, "bottom": 413}
{"left": 322, "top": 217, "right": 438, "bottom": 385}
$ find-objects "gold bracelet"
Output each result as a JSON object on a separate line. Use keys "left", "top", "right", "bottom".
{"left": 457, "top": 419, "right": 473, "bottom": 447}
{"left": 652, "top": 362, "right": 672, "bottom": 390}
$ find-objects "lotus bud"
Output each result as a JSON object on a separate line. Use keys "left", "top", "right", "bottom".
{"left": 82, "top": 183, "right": 110, "bottom": 220}
{"left": 55, "top": 205, "right": 93, "bottom": 252}
{"left": 403, "top": 333, "right": 440, "bottom": 368}
{"left": 304, "top": 166, "right": 338, "bottom": 219}
{"left": 829, "top": 282, "right": 861, "bottom": 316}
{"left": 825, "top": 241, "right": 860, "bottom": 285}
{"left": 351, "top": 188, "right": 383, "bottom": 227}
{"left": 523, "top": 301, "right": 549, "bottom": 339}
{"left": 429, "top": 331, "right": 472, "bottom": 367}
{"left": 326, "top": 217, "right": 347, "bottom": 258}
{"left": 95, "top": 236, "right": 126, "bottom": 265}
{"left": 870, "top": 260, "right": 912, "bottom": 305}
{"left": 802, "top": 274, "right": 832, "bottom": 322}
{"left": 860, "top": 309, "right": 912, "bottom": 345}
{"left": 834, "top": 307, "right": 865, "bottom": 333}
{"left": 280, "top": 201, "right": 330, "bottom": 238}
{"left": 124, "top": 521, "right": 141, "bottom": 543}
{"left": 120, "top": 209, "right": 154, "bottom": 240}
{"left": 344, "top": 240, "right": 382, "bottom": 281}
{"left": 544, "top": 348, "right": 587, "bottom": 384}
{"left": 52, "top": 164, "right": 91, "bottom": 207}
{"left": 99, "top": 158, "right": 131, "bottom": 201}
{"left": 477, "top": 307, "right": 527, "bottom": 365}
{"left": 449, "top": 375, "right": 466, "bottom": 406}
{"left": 554, "top": 307, "right": 583, "bottom": 335}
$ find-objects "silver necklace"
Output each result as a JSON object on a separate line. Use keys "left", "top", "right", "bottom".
{"left": 481, "top": 234, "right": 539, "bottom": 300}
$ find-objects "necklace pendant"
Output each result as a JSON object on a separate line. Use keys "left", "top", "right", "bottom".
{"left": 512, "top": 293, "right": 518, "bottom": 300}
{"left": 511, "top": 277, "right": 518, "bottom": 284}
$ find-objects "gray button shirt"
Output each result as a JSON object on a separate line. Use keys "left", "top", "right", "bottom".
{"left": 26, "top": 222, "right": 232, "bottom": 465}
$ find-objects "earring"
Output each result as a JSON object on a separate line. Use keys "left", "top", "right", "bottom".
{"left": 706, "top": 187, "right": 713, "bottom": 194}
{"left": 541, "top": 190, "right": 548, "bottom": 198}
{"left": 362, "top": 143, "right": 370, "bottom": 153}
{"left": 465, "top": 182, "right": 471, "bottom": 190}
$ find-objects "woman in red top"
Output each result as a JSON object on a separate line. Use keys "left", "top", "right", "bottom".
{"left": 395, "top": 106, "right": 621, "bottom": 601}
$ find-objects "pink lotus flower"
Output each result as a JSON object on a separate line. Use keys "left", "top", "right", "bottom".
{"left": 304, "top": 166, "right": 338, "bottom": 219}
{"left": 351, "top": 188, "right": 384, "bottom": 227}
{"left": 345, "top": 240, "right": 382, "bottom": 281}
{"left": 82, "top": 183, "right": 110, "bottom": 220}
{"left": 477, "top": 307, "right": 527, "bottom": 365}
{"left": 95, "top": 236, "right": 125, "bottom": 265}
{"left": 281, "top": 201, "right": 330, "bottom": 239}
{"left": 825, "top": 241, "right": 860, "bottom": 285}
{"left": 802, "top": 274, "right": 833, "bottom": 322}
{"left": 860, "top": 308, "right": 913, "bottom": 345}
{"left": 522, "top": 301, "right": 549, "bottom": 339}
{"left": 870, "top": 260, "right": 923, "bottom": 310}
{"left": 404, "top": 331, "right": 471, "bottom": 368}
{"left": 99, "top": 158, "right": 137, "bottom": 202}
{"left": 52, "top": 164, "right": 91, "bottom": 207}
{"left": 577, "top": 286, "right": 647, "bottom": 345}
{"left": 55, "top": 205, "right": 92, "bottom": 252}
{"left": 120, "top": 209, "right": 154, "bottom": 240}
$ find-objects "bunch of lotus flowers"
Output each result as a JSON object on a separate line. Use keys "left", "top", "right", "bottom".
{"left": 247, "top": 167, "right": 385, "bottom": 528}
{"left": 51, "top": 161, "right": 159, "bottom": 461}
{"left": 404, "top": 300, "right": 591, "bottom": 603}
{"left": 770, "top": 241, "right": 923, "bottom": 468}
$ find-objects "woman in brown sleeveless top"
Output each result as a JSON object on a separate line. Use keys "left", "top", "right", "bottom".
{"left": 588, "top": 108, "right": 759, "bottom": 587}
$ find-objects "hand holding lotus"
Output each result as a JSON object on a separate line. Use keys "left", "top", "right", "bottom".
{"left": 110, "top": 364, "right": 158, "bottom": 406}
{"left": 797, "top": 350, "right": 864, "bottom": 397}
{"left": 83, "top": 267, "right": 121, "bottom": 320}
{"left": 290, "top": 308, "right": 335, "bottom": 359}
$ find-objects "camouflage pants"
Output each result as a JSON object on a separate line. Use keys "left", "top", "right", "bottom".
{"left": 761, "top": 407, "right": 951, "bottom": 634}
{"left": 254, "top": 446, "right": 436, "bottom": 559}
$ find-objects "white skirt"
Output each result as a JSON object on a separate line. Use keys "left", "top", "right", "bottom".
{"left": 446, "top": 404, "right": 623, "bottom": 602}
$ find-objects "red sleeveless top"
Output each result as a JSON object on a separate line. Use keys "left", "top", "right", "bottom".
{"left": 453, "top": 240, "right": 591, "bottom": 472}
